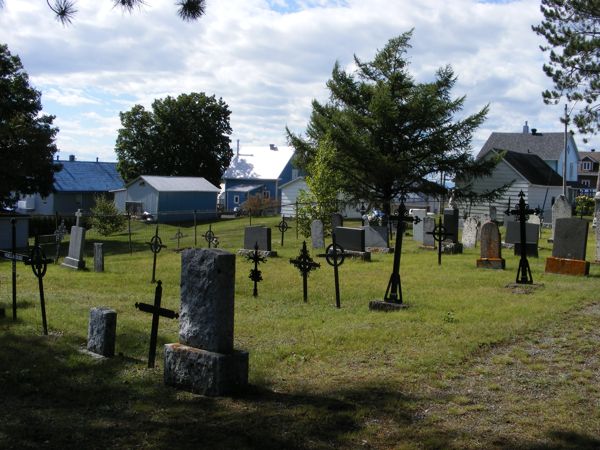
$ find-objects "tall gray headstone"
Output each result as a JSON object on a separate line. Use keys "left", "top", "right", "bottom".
{"left": 87, "top": 307, "right": 117, "bottom": 357}
{"left": 461, "top": 217, "right": 479, "bottom": 249}
{"left": 411, "top": 209, "right": 427, "bottom": 242}
{"left": 422, "top": 217, "right": 435, "bottom": 247}
{"left": 164, "top": 248, "right": 248, "bottom": 396}
{"left": 61, "top": 225, "right": 86, "bottom": 269}
{"left": 311, "top": 220, "right": 325, "bottom": 249}
{"left": 551, "top": 195, "right": 572, "bottom": 241}
{"left": 552, "top": 218, "right": 588, "bottom": 260}
{"left": 243, "top": 226, "right": 271, "bottom": 251}
{"left": 93, "top": 243, "right": 104, "bottom": 272}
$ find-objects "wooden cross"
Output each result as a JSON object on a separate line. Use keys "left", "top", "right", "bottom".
{"left": 384, "top": 199, "right": 420, "bottom": 304}
{"left": 505, "top": 191, "right": 540, "bottom": 284}
{"left": 289, "top": 241, "right": 320, "bottom": 302}
{"left": 135, "top": 280, "right": 179, "bottom": 368}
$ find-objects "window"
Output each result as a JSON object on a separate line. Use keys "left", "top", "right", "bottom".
{"left": 581, "top": 161, "right": 593, "bottom": 171}
{"left": 582, "top": 179, "right": 591, "bottom": 187}
{"left": 233, "top": 195, "right": 240, "bottom": 204}
{"left": 263, "top": 190, "right": 270, "bottom": 199}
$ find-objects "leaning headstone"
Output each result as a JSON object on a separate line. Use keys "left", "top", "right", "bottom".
{"left": 550, "top": 195, "right": 571, "bottom": 241}
{"left": 93, "top": 243, "right": 104, "bottom": 272}
{"left": 164, "top": 248, "right": 248, "bottom": 396}
{"left": 61, "top": 211, "right": 86, "bottom": 270}
{"left": 461, "top": 217, "right": 479, "bottom": 249}
{"left": 362, "top": 225, "right": 389, "bottom": 249}
{"left": 476, "top": 221, "right": 505, "bottom": 269}
{"left": 87, "top": 307, "right": 117, "bottom": 357}
{"left": 411, "top": 209, "right": 427, "bottom": 242}
{"left": 331, "top": 213, "right": 344, "bottom": 230}
{"left": 422, "top": 217, "right": 435, "bottom": 247}
{"left": 311, "top": 220, "right": 325, "bottom": 249}
{"left": 505, "top": 221, "right": 540, "bottom": 257}
{"left": 545, "top": 218, "right": 590, "bottom": 276}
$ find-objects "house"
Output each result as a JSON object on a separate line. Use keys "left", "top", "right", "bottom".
{"left": 115, "top": 175, "right": 220, "bottom": 222}
{"left": 0, "top": 212, "right": 29, "bottom": 250}
{"left": 16, "top": 155, "right": 124, "bottom": 215}
{"left": 578, "top": 150, "right": 600, "bottom": 194}
{"left": 458, "top": 150, "right": 564, "bottom": 222}
{"left": 222, "top": 144, "right": 298, "bottom": 212}
{"left": 477, "top": 122, "right": 580, "bottom": 203}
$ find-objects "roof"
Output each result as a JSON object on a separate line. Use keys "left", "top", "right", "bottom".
{"left": 502, "top": 150, "right": 563, "bottom": 186}
{"left": 226, "top": 183, "right": 264, "bottom": 193}
{"left": 280, "top": 176, "right": 306, "bottom": 189}
{"left": 53, "top": 160, "right": 124, "bottom": 192}
{"left": 129, "top": 176, "right": 220, "bottom": 192}
{"left": 579, "top": 151, "right": 600, "bottom": 163}
{"left": 478, "top": 132, "right": 568, "bottom": 161}
{"left": 223, "top": 145, "right": 294, "bottom": 180}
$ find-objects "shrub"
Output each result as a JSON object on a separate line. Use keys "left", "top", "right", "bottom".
{"left": 89, "top": 196, "right": 126, "bottom": 236}
{"left": 575, "top": 195, "right": 594, "bottom": 217}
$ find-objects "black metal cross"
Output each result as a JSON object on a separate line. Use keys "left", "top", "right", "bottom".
{"left": 147, "top": 225, "right": 166, "bottom": 283}
{"left": 427, "top": 216, "right": 454, "bottom": 266}
{"left": 290, "top": 241, "right": 320, "bottom": 302}
{"left": 247, "top": 242, "right": 267, "bottom": 297}
{"left": 278, "top": 216, "right": 289, "bottom": 246}
{"left": 383, "top": 199, "right": 421, "bottom": 304}
{"left": 135, "top": 280, "right": 179, "bottom": 368}
{"left": 505, "top": 191, "right": 540, "bottom": 284}
{"left": 172, "top": 228, "right": 185, "bottom": 250}
{"left": 325, "top": 232, "right": 345, "bottom": 308}
{"left": 204, "top": 224, "right": 217, "bottom": 248}
{"left": 24, "top": 239, "right": 53, "bottom": 335}
{"left": 53, "top": 219, "right": 67, "bottom": 264}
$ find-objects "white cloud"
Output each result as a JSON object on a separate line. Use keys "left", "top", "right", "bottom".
{"left": 1, "top": 0, "right": 592, "bottom": 163}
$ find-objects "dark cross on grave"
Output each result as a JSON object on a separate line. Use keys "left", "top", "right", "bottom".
{"left": 53, "top": 220, "right": 67, "bottom": 264}
{"left": 135, "top": 280, "right": 179, "bottom": 368}
{"left": 427, "top": 216, "right": 454, "bottom": 266}
{"left": 172, "top": 228, "right": 185, "bottom": 250}
{"left": 383, "top": 199, "right": 421, "bottom": 304}
{"left": 359, "top": 202, "right": 367, "bottom": 226}
{"left": 247, "top": 242, "right": 267, "bottom": 297}
{"left": 290, "top": 241, "right": 320, "bottom": 302}
{"left": 147, "top": 225, "right": 166, "bottom": 283}
{"left": 204, "top": 224, "right": 218, "bottom": 249}
{"left": 24, "top": 238, "right": 53, "bottom": 335}
{"left": 505, "top": 191, "right": 540, "bottom": 284}
{"left": 278, "top": 216, "right": 289, "bottom": 246}
{"left": 326, "top": 232, "right": 345, "bottom": 308}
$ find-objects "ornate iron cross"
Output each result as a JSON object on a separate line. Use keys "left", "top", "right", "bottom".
{"left": 383, "top": 199, "right": 421, "bottom": 304}
{"left": 24, "top": 238, "right": 53, "bottom": 335}
{"left": 290, "top": 241, "right": 320, "bottom": 302}
{"left": 278, "top": 216, "right": 289, "bottom": 246}
{"left": 325, "top": 232, "right": 345, "bottom": 308}
{"left": 53, "top": 219, "right": 67, "bottom": 264}
{"left": 427, "top": 216, "right": 454, "bottom": 266}
{"left": 147, "top": 225, "right": 166, "bottom": 283}
{"left": 204, "top": 224, "right": 218, "bottom": 248}
{"left": 135, "top": 280, "right": 179, "bottom": 368}
{"left": 247, "top": 242, "right": 267, "bottom": 297}
{"left": 505, "top": 191, "right": 540, "bottom": 284}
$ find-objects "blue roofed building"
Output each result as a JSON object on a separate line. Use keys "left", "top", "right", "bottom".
{"left": 16, "top": 155, "right": 124, "bottom": 215}
{"left": 222, "top": 144, "right": 299, "bottom": 212}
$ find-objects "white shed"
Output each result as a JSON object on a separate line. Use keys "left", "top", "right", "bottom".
{"left": 280, "top": 177, "right": 307, "bottom": 217}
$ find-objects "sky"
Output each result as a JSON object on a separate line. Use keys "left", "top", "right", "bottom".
{"left": 1, "top": 0, "right": 594, "bottom": 163}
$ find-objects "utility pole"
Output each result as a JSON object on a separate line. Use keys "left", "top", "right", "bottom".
{"left": 563, "top": 104, "right": 568, "bottom": 197}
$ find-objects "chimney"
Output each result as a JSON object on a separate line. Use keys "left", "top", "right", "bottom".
{"left": 69, "top": 155, "right": 76, "bottom": 162}
{"left": 96, "top": 157, "right": 99, "bottom": 162}
{"left": 236, "top": 139, "right": 240, "bottom": 157}
{"left": 269, "top": 144, "right": 278, "bottom": 151}
{"left": 523, "top": 121, "right": 529, "bottom": 134}
{"left": 531, "top": 128, "right": 537, "bottom": 135}
{"left": 56, "top": 155, "right": 59, "bottom": 161}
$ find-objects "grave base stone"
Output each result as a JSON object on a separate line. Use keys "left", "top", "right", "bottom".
{"left": 237, "top": 248, "right": 277, "bottom": 258}
{"left": 545, "top": 257, "right": 590, "bottom": 276}
{"left": 87, "top": 307, "right": 117, "bottom": 357}
{"left": 476, "top": 258, "right": 506, "bottom": 270}
{"left": 442, "top": 242, "right": 463, "bottom": 254}
{"left": 164, "top": 343, "right": 248, "bottom": 396}
{"left": 368, "top": 300, "right": 409, "bottom": 311}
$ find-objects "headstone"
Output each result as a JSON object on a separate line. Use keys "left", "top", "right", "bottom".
{"left": 362, "top": 225, "right": 389, "bottom": 248}
{"left": 310, "top": 220, "right": 325, "bottom": 249}
{"left": 505, "top": 221, "right": 540, "bottom": 257}
{"left": 87, "top": 307, "right": 117, "bottom": 357}
{"left": 528, "top": 214, "right": 541, "bottom": 225}
{"left": 476, "top": 221, "right": 505, "bottom": 269}
{"left": 551, "top": 195, "right": 571, "bottom": 241}
{"left": 334, "top": 227, "right": 365, "bottom": 252}
{"left": 61, "top": 224, "right": 86, "bottom": 269}
{"left": 411, "top": 209, "right": 427, "bottom": 242}
{"left": 461, "top": 217, "right": 479, "bottom": 249}
{"left": 545, "top": 218, "right": 590, "bottom": 276}
{"left": 443, "top": 208, "right": 459, "bottom": 244}
{"left": 164, "top": 249, "right": 248, "bottom": 396}
{"left": 243, "top": 226, "right": 271, "bottom": 252}
{"left": 93, "top": 243, "right": 104, "bottom": 272}
{"left": 331, "top": 213, "right": 344, "bottom": 230}
{"left": 422, "top": 217, "right": 435, "bottom": 247}
{"left": 489, "top": 206, "right": 497, "bottom": 222}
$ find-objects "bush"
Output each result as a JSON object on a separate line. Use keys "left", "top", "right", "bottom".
{"left": 575, "top": 195, "right": 594, "bottom": 217}
{"left": 89, "top": 196, "right": 126, "bottom": 236}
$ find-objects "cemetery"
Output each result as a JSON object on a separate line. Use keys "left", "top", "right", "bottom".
{"left": 1, "top": 212, "right": 600, "bottom": 448}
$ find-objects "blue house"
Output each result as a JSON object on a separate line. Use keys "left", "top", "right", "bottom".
{"left": 222, "top": 144, "right": 297, "bottom": 212}
{"left": 115, "top": 176, "right": 221, "bottom": 222}
{"left": 16, "top": 155, "right": 124, "bottom": 215}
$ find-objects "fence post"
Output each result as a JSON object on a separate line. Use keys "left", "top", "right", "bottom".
{"left": 295, "top": 200, "right": 299, "bottom": 240}
{"left": 127, "top": 213, "right": 132, "bottom": 255}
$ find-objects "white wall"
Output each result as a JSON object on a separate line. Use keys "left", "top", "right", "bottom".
{"left": 280, "top": 178, "right": 307, "bottom": 217}
{"left": 126, "top": 180, "right": 158, "bottom": 214}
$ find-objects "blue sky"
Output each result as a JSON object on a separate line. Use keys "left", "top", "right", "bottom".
{"left": 1, "top": 0, "right": 592, "bottom": 163}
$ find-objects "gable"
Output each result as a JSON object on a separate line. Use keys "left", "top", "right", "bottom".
{"left": 223, "top": 146, "right": 294, "bottom": 180}
{"left": 130, "top": 176, "right": 220, "bottom": 193}
{"left": 478, "top": 132, "right": 566, "bottom": 161}
{"left": 502, "top": 150, "right": 563, "bottom": 186}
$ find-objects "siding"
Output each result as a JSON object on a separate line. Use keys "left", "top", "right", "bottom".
{"left": 126, "top": 181, "right": 159, "bottom": 214}
{"left": 281, "top": 179, "right": 308, "bottom": 217}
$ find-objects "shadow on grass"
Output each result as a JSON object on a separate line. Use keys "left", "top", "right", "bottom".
{"left": 499, "top": 430, "right": 600, "bottom": 449}
{"left": 0, "top": 332, "right": 460, "bottom": 449}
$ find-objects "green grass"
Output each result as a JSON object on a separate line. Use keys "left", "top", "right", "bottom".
{"left": 1, "top": 217, "right": 600, "bottom": 449}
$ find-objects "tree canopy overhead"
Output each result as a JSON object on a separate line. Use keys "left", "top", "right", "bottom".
{"left": 532, "top": 0, "right": 600, "bottom": 136}
{"left": 287, "top": 30, "right": 503, "bottom": 216}
{"left": 115, "top": 92, "right": 233, "bottom": 187}
{"left": 0, "top": 0, "right": 206, "bottom": 25}
{"left": 0, "top": 44, "right": 59, "bottom": 209}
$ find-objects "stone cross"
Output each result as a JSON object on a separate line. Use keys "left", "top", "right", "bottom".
{"left": 75, "top": 209, "right": 83, "bottom": 227}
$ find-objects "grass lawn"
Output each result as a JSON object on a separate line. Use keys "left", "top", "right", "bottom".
{"left": 1, "top": 216, "right": 599, "bottom": 449}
